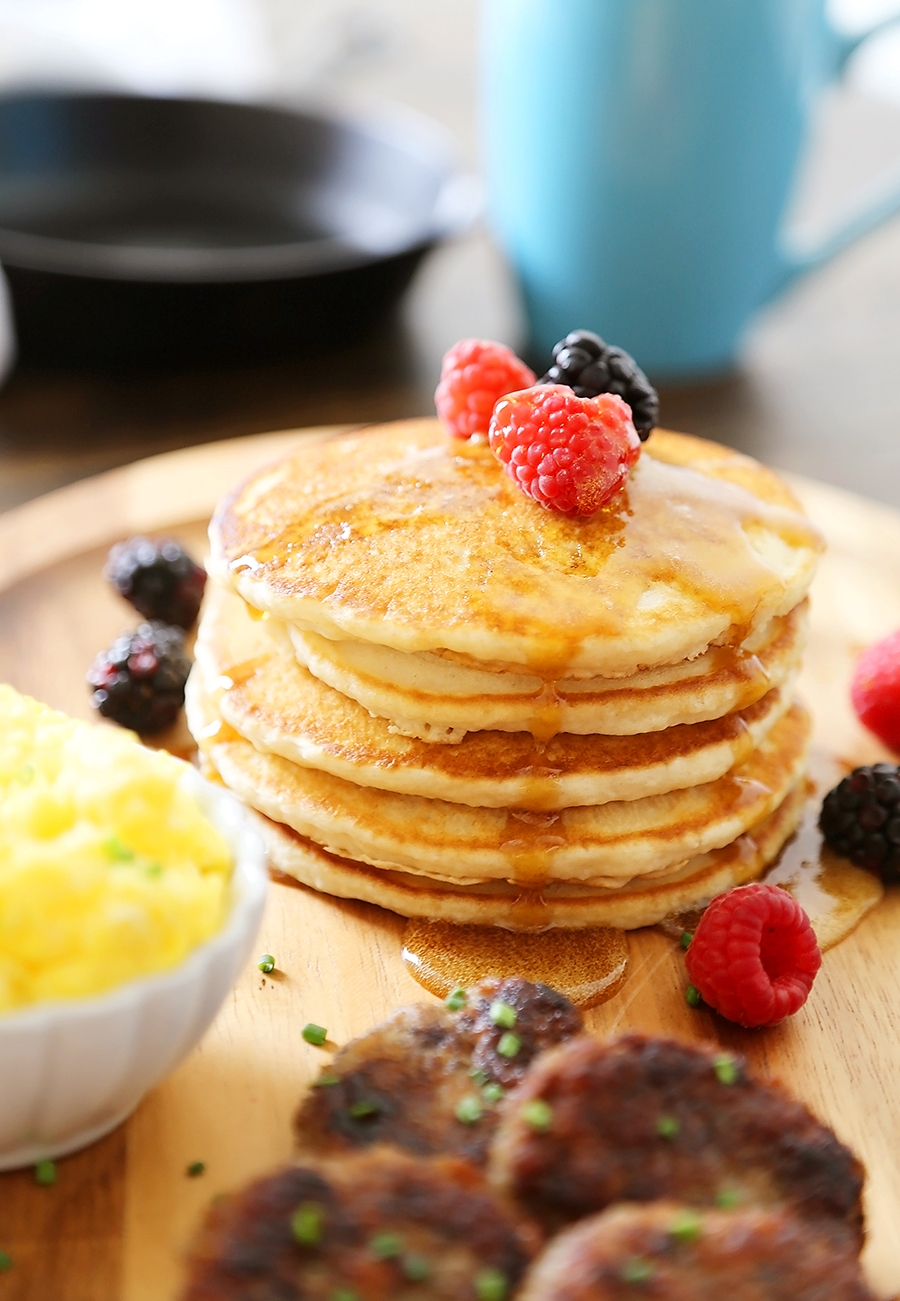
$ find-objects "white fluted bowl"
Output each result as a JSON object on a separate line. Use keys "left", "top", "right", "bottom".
{"left": 0, "top": 770, "right": 268, "bottom": 1170}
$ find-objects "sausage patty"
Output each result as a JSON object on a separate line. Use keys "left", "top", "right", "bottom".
{"left": 182, "top": 1145, "right": 536, "bottom": 1300}
{"left": 517, "top": 1202, "right": 874, "bottom": 1300}
{"left": 489, "top": 1034, "right": 864, "bottom": 1242}
{"left": 295, "top": 977, "right": 582, "bottom": 1167}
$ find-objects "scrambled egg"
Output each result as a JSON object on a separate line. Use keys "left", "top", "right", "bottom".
{"left": 0, "top": 684, "right": 233, "bottom": 1012}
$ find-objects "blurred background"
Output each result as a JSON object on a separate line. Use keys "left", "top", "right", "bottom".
{"left": 0, "top": 0, "right": 899, "bottom": 511}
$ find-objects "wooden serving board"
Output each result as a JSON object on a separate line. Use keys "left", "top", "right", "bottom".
{"left": 1, "top": 427, "right": 900, "bottom": 1300}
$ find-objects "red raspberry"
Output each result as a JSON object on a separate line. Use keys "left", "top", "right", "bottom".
{"left": 488, "top": 385, "right": 641, "bottom": 515}
{"left": 685, "top": 884, "right": 821, "bottom": 1028}
{"left": 851, "top": 629, "right": 900, "bottom": 752}
{"left": 435, "top": 339, "right": 536, "bottom": 440}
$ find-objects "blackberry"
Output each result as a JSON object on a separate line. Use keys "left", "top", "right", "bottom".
{"left": 819, "top": 763, "right": 900, "bottom": 882}
{"left": 539, "top": 330, "right": 658, "bottom": 440}
{"left": 87, "top": 622, "right": 191, "bottom": 733}
{"left": 105, "top": 536, "right": 206, "bottom": 629}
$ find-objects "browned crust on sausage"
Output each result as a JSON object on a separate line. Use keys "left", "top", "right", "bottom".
{"left": 489, "top": 1034, "right": 864, "bottom": 1244}
{"left": 294, "top": 979, "right": 583, "bottom": 1167}
{"left": 517, "top": 1201, "right": 874, "bottom": 1301}
{"left": 182, "top": 1146, "right": 537, "bottom": 1301}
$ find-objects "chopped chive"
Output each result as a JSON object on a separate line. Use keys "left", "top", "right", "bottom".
{"left": 349, "top": 1099, "right": 379, "bottom": 1119}
{"left": 314, "top": 1072, "right": 341, "bottom": 1087}
{"left": 402, "top": 1254, "right": 431, "bottom": 1282}
{"left": 714, "top": 1053, "right": 739, "bottom": 1085}
{"left": 475, "top": 1268, "right": 508, "bottom": 1301}
{"left": 105, "top": 837, "right": 135, "bottom": 862}
{"left": 685, "top": 984, "right": 701, "bottom": 1007}
{"left": 186, "top": 1161, "right": 206, "bottom": 1178}
{"left": 489, "top": 1000, "right": 517, "bottom": 1029}
{"left": 330, "top": 1290, "right": 358, "bottom": 1301}
{"left": 455, "top": 1096, "right": 483, "bottom": 1125}
{"left": 291, "top": 1202, "right": 324, "bottom": 1247}
{"left": 680, "top": 930, "right": 693, "bottom": 949}
{"left": 656, "top": 1114, "right": 679, "bottom": 1139}
{"left": 0, "top": 1251, "right": 11, "bottom": 1272}
{"left": 469, "top": 1066, "right": 489, "bottom": 1085}
{"left": 15, "top": 764, "right": 35, "bottom": 784}
{"left": 497, "top": 1032, "right": 521, "bottom": 1058}
{"left": 522, "top": 1099, "right": 553, "bottom": 1131}
{"left": 145, "top": 863, "right": 163, "bottom": 878}
{"left": 370, "top": 1232, "right": 402, "bottom": 1259}
{"left": 445, "top": 986, "right": 468, "bottom": 1011}
{"left": 715, "top": 1186, "right": 741, "bottom": 1209}
{"left": 34, "top": 1159, "right": 56, "bottom": 1186}
{"left": 668, "top": 1209, "right": 702, "bottom": 1243}
{"left": 620, "top": 1258, "right": 655, "bottom": 1284}
{"left": 257, "top": 954, "right": 276, "bottom": 973}
{"left": 482, "top": 1082, "right": 504, "bottom": 1104}
{"left": 302, "top": 1023, "right": 328, "bottom": 1047}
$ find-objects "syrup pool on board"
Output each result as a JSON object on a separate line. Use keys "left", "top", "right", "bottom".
{"left": 667, "top": 752, "right": 883, "bottom": 954}
{"left": 401, "top": 920, "right": 628, "bottom": 1010}
{"left": 760, "top": 756, "right": 883, "bottom": 951}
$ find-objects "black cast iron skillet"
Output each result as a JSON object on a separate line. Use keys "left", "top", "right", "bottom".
{"left": 0, "top": 92, "right": 475, "bottom": 368}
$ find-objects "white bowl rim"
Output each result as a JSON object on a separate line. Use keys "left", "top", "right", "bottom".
{"left": 0, "top": 767, "right": 268, "bottom": 1032}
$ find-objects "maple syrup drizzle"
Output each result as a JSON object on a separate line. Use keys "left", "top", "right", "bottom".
{"left": 224, "top": 434, "right": 823, "bottom": 677}
{"left": 661, "top": 753, "right": 883, "bottom": 952}
{"left": 403, "top": 753, "right": 882, "bottom": 1009}
{"left": 180, "top": 664, "right": 876, "bottom": 992}
{"left": 528, "top": 681, "right": 564, "bottom": 744}
{"left": 197, "top": 718, "right": 243, "bottom": 746}
{"left": 500, "top": 809, "right": 564, "bottom": 886}
{"left": 759, "top": 761, "right": 883, "bottom": 950}
{"left": 401, "top": 920, "right": 628, "bottom": 1009}
{"left": 193, "top": 654, "right": 268, "bottom": 756}
{"left": 213, "top": 655, "right": 268, "bottom": 689}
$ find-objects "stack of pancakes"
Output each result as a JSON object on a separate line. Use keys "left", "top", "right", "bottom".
{"left": 186, "top": 419, "right": 823, "bottom": 930}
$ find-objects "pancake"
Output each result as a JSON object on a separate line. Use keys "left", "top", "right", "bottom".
{"left": 195, "top": 417, "right": 822, "bottom": 931}
{"left": 194, "top": 584, "right": 796, "bottom": 809}
{"left": 209, "top": 422, "right": 823, "bottom": 676}
{"left": 186, "top": 671, "right": 811, "bottom": 887}
{"left": 231, "top": 777, "right": 808, "bottom": 931}
{"left": 283, "top": 603, "right": 807, "bottom": 741}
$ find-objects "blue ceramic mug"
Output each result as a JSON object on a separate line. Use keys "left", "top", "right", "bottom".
{"left": 481, "top": 0, "right": 900, "bottom": 377}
